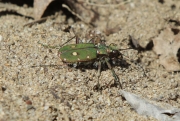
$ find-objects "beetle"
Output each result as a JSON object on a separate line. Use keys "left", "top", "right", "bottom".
{"left": 38, "top": 36, "right": 123, "bottom": 90}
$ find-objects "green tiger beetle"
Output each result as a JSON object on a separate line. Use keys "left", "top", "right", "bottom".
{"left": 39, "top": 36, "right": 123, "bottom": 90}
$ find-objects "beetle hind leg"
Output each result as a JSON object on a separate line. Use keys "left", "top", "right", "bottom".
{"left": 93, "top": 61, "right": 102, "bottom": 91}
{"left": 105, "top": 58, "right": 122, "bottom": 89}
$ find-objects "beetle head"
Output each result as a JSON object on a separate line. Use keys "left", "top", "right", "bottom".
{"left": 108, "top": 43, "right": 120, "bottom": 58}
{"left": 109, "top": 43, "right": 117, "bottom": 50}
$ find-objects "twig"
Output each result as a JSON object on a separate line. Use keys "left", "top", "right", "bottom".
{"left": 85, "top": 0, "right": 131, "bottom": 7}
{"left": 62, "top": 4, "right": 94, "bottom": 27}
{"left": 23, "top": 14, "right": 58, "bottom": 27}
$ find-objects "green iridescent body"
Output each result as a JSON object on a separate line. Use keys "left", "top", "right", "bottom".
{"left": 59, "top": 43, "right": 118, "bottom": 63}
{"left": 59, "top": 43, "right": 97, "bottom": 63}
{"left": 39, "top": 39, "right": 122, "bottom": 89}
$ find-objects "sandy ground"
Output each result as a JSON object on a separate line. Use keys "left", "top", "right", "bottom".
{"left": 0, "top": 0, "right": 180, "bottom": 121}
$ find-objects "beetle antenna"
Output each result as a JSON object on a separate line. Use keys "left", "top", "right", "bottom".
{"left": 38, "top": 36, "right": 76, "bottom": 49}
{"left": 88, "top": 37, "right": 95, "bottom": 43}
{"left": 59, "top": 36, "right": 76, "bottom": 48}
{"left": 31, "top": 64, "right": 64, "bottom": 68}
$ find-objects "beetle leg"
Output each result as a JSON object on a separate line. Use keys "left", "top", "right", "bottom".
{"left": 96, "top": 60, "right": 102, "bottom": 90}
{"left": 76, "top": 37, "right": 80, "bottom": 44}
{"left": 38, "top": 41, "right": 59, "bottom": 49}
{"left": 93, "top": 60, "right": 102, "bottom": 91}
{"left": 105, "top": 58, "right": 122, "bottom": 89}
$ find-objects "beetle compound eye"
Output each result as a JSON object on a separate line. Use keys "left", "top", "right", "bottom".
{"left": 72, "top": 52, "right": 78, "bottom": 56}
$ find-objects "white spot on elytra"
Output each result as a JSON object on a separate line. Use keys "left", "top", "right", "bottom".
{"left": 87, "top": 56, "right": 90, "bottom": 59}
{"left": 77, "top": 58, "right": 80, "bottom": 61}
{"left": 63, "top": 58, "right": 67, "bottom": 61}
{"left": 72, "top": 52, "right": 78, "bottom": 56}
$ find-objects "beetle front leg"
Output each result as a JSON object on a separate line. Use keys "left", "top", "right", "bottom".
{"left": 76, "top": 37, "right": 80, "bottom": 44}
{"left": 97, "top": 60, "right": 102, "bottom": 90}
{"left": 105, "top": 58, "right": 122, "bottom": 89}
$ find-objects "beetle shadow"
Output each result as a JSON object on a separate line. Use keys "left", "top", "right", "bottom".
{"left": 67, "top": 58, "right": 130, "bottom": 72}
{"left": 67, "top": 58, "right": 131, "bottom": 90}
{"left": 0, "top": 10, "right": 33, "bottom": 19}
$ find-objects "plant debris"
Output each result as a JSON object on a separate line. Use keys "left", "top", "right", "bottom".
{"left": 153, "top": 27, "right": 180, "bottom": 71}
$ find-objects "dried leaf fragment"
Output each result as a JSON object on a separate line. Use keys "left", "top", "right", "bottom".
{"left": 120, "top": 90, "right": 180, "bottom": 121}
{"left": 129, "top": 35, "right": 140, "bottom": 49}
{"left": 33, "top": 0, "right": 98, "bottom": 24}
{"left": 153, "top": 27, "right": 180, "bottom": 71}
{"left": 34, "top": 0, "right": 53, "bottom": 19}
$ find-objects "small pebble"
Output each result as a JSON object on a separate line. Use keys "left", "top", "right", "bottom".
{"left": 26, "top": 100, "right": 32, "bottom": 105}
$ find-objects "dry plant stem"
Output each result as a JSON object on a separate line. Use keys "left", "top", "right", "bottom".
{"left": 62, "top": 4, "right": 94, "bottom": 27}
{"left": 85, "top": 0, "right": 131, "bottom": 7}
{"left": 23, "top": 14, "right": 57, "bottom": 27}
